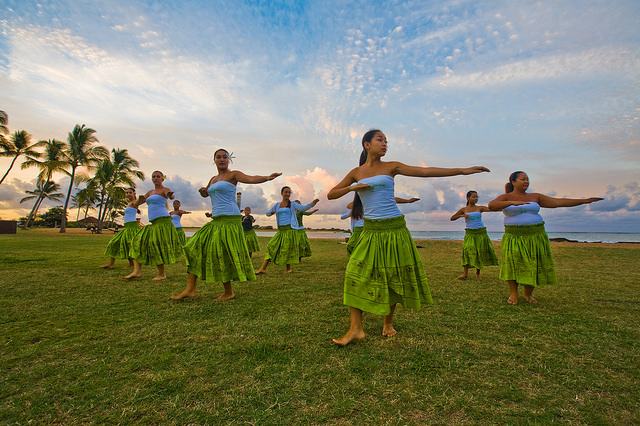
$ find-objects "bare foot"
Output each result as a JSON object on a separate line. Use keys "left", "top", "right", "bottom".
{"left": 215, "top": 293, "right": 235, "bottom": 301}
{"left": 457, "top": 274, "right": 467, "bottom": 280}
{"left": 151, "top": 275, "right": 167, "bottom": 281}
{"left": 332, "top": 330, "right": 366, "bottom": 346}
{"left": 475, "top": 272, "right": 481, "bottom": 279}
{"left": 255, "top": 269, "right": 266, "bottom": 275}
{"left": 170, "top": 291, "right": 197, "bottom": 300}
{"left": 123, "top": 272, "right": 141, "bottom": 280}
{"left": 523, "top": 295, "right": 538, "bottom": 304}
{"left": 284, "top": 269, "right": 292, "bottom": 274}
{"left": 507, "top": 297, "right": 517, "bottom": 305}
{"left": 99, "top": 264, "right": 114, "bottom": 269}
{"left": 382, "top": 325, "right": 397, "bottom": 337}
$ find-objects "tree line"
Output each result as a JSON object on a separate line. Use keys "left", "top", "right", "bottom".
{"left": 0, "top": 110, "right": 144, "bottom": 233}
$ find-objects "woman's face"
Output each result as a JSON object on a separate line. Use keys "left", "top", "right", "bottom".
{"left": 244, "top": 207, "right": 251, "bottom": 214}
{"left": 513, "top": 173, "right": 530, "bottom": 191}
{"left": 468, "top": 192, "right": 479, "bottom": 204}
{"left": 365, "top": 132, "right": 388, "bottom": 157}
{"left": 281, "top": 188, "right": 292, "bottom": 200}
{"left": 214, "top": 150, "right": 229, "bottom": 169}
{"left": 173, "top": 201, "right": 180, "bottom": 209}
{"left": 126, "top": 189, "right": 135, "bottom": 200}
{"left": 151, "top": 172, "right": 164, "bottom": 184}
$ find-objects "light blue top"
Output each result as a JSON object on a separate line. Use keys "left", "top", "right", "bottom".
{"left": 171, "top": 214, "right": 182, "bottom": 228}
{"left": 341, "top": 209, "right": 364, "bottom": 232}
{"left": 208, "top": 181, "right": 241, "bottom": 217}
{"left": 123, "top": 206, "right": 138, "bottom": 223}
{"left": 464, "top": 211, "right": 485, "bottom": 229}
{"left": 146, "top": 194, "right": 170, "bottom": 221}
{"left": 356, "top": 175, "right": 401, "bottom": 220}
{"left": 266, "top": 200, "right": 314, "bottom": 230}
{"left": 503, "top": 202, "right": 544, "bottom": 226}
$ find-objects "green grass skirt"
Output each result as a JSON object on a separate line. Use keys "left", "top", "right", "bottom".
{"left": 104, "top": 222, "right": 140, "bottom": 259}
{"left": 264, "top": 225, "right": 299, "bottom": 265}
{"left": 461, "top": 227, "right": 498, "bottom": 269}
{"left": 175, "top": 227, "right": 186, "bottom": 246}
{"left": 343, "top": 216, "right": 432, "bottom": 316}
{"left": 297, "top": 229, "right": 312, "bottom": 258}
{"left": 346, "top": 226, "right": 363, "bottom": 255}
{"left": 129, "top": 216, "right": 183, "bottom": 266}
{"left": 244, "top": 229, "right": 261, "bottom": 253}
{"left": 184, "top": 215, "right": 255, "bottom": 283}
{"left": 499, "top": 222, "right": 557, "bottom": 286}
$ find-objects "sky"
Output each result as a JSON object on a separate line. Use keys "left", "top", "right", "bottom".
{"left": 1, "top": 0, "right": 639, "bottom": 233}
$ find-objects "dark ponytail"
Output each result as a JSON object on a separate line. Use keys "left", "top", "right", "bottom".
{"left": 351, "top": 130, "right": 380, "bottom": 220}
{"left": 465, "top": 190, "right": 477, "bottom": 206}
{"left": 506, "top": 171, "right": 525, "bottom": 193}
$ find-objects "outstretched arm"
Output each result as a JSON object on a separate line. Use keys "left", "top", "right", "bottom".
{"left": 488, "top": 195, "right": 530, "bottom": 211}
{"left": 537, "top": 194, "right": 603, "bottom": 209}
{"left": 395, "top": 196, "right": 420, "bottom": 204}
{"left": 233, "top": 171, "right": 282, "bottom": 185}
{"left": 392, "top": 162, "right": 490, "bottom": 178}
{"left": 450, "top": 207, "right": 467, "bottom": 221}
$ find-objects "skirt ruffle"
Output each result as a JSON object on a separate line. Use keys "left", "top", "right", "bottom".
{"left": 104, "top": 222, "right": 140, "bottom": 259}
{"left": 264, "top": 225, "right": 299, "bottom": 265}
{"left": 175, "top": 227, "right": 186, "bottom": 246}
{"left": 297, "top": 229, "right": 312, "bottom": 258}
{"left": 129, "top": 216, "right": 183, "bottom": 266}
{"left": 461, "top": 227, "right": 498, "bottom": 269}
{"left": 244, "top": 229, "right": 261, "bottom": 253}
{"left": 343, "top": 216, "right": 432, "bottom": 316}
{"left": 184, "top": 215, "right": 255, "bottom": 283}
{"left": 499, "top": 222, "right": 556, "bottom": 286}
{"left": 346, "top": 226, "right": 364, "bottom": 255}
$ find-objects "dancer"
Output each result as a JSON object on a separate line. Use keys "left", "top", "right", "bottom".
{"left": 294, "top": 199, "right": 319, "bottom": 262}
{"left": 100, "top": 187, "right": 141, "bottom": 269}
{"left": 124, "top": 171, "right": 182, "bottom": 281}
{"left": 170, "top": 149, "right": 281, "bottom": 301}
{"left": 328, "top": 129, "right": 489, "bottom": 346}
{"left": 342, "top": 196, "right": 420, "bottom": 255}
{"left": 488, "top": 171, "right": 602, "bottom": 304}
{"left": 242, "top": 207, "right": 260, "bottom": 257}
{"left": 450, "top": 190, "right": 498, "bottom": 279}
{"left": 170, "top": 200, "right": 191, "bottom": 246}
{"left": 254, "top": 187, "right": 319, "bottom": 274}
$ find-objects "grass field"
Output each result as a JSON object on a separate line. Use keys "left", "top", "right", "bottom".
{"left": 1, "top": 229, "right": 639, "bottom": 424}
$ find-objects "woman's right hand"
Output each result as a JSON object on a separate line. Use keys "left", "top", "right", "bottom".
{"left": 351, "top": 183, "right": 372, "bottom": 193}
{"left": 198, "top": 187, "right": 208, "bottom": 197}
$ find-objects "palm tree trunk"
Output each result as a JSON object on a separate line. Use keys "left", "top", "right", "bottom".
{"left": 0, "top": 154, "right": 19, "bottom": 185}
{"left": 22, "top": 192, "right": 44, "bottom": 230}
{"left": 59, "top": 168, "right": 76, "bottom": 233}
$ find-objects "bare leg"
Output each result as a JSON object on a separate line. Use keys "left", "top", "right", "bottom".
{"left": 523, "top": 285, "right": 537, "bottom": 303}
{"left": 507, "top": 280, "right": 518, "bottom": 304}
{"left": 123, "top": 260, "right": 142, "bottom": 279}
{"left": 285, "top": 264, "right": 292, "bottom": 273}
{"left": 382, "top": 304, "right": 397, "bottom": 337}
{"left": 458, "top": 265, "right": 469, "bottom": 280}
{"left": 333, "top": 307, "right": 365, "bottom": 346}
{"left": 152, "top": 264, "right": 166, "bottom": 281}
{"left": 170, "top": 273, "right": 197, "bottom": 300}
{"left": 255, "top": 259, "right": 270, "bottom": 275}
{"left": 100, "top": 258, "right": 116, "bottom": 269}
{"left": 128, "top": 258, "right": 134, "bottom": 268}
{"left": 475, "top": 268, "right": 481, "bottom": 279}
{"left": 215, "top": 281, "right": 235, "bottom": 301}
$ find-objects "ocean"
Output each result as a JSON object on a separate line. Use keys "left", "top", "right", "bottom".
{"left": 250, "top": 230, "right": 640, "bottom": 244}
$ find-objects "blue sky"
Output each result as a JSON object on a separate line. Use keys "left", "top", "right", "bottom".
{"left": 1, "top": 0, "right": 639, "bottom": 232}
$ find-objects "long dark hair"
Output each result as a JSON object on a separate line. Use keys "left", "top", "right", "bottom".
{"left": 506, "top": 171, "right": 525, "bottom": 193}
{"left": 351, "top": 130, "right": 381, "bottom": 220}
{"left": 281, "top": 186, "right": 291, "bottom": 208}
{"left": 466, "top": 190, "right": 477, "bottom": 206}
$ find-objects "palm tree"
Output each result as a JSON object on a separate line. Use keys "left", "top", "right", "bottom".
{"left": 20, "top": 139, "right": 67, "bottom": 229}
{"left": 20, "top": 181, "right": 65, "bottom": 223}
{"left": 91, "top": 148, "right": 144, "bottom": 231}
{"left": 72, "top": 184, "right": 99, "bottom": 223}
{"left": 59, "top": 124, "right": 108, "bottom": 233}
{"left": 0, "top": 110, "right": 8, "bottom": 143}
{"left": 0, "top": 130, "right": 45, "bottom": 185}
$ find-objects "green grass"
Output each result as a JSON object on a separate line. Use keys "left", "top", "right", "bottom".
{"left": 1, "top": 229, "right": 639, "bottom": 424}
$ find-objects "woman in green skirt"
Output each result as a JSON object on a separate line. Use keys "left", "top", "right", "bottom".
{"left": 100, "top": 187, "right": 141, "bottom": 269}
{"left": 294, "top": 200, "right": 318, "bottom": 261}
{"left": 170, "top": 149, "right": 281, "bottom": 301}
{"left": 328, "top": 129, "right": 489, "bottom": 346}
{"left": 124, "top": 171, "right": 183, "bottom": 281}
{"left": 241, "top": 207, "right": 260, "bottom": 257}
{"left": 488, "top": 171, "right": 602, "bottom": 304}
{"left": 450, "top": 190, "right": 498, "bottom": 279}
{"left": 170, "top": 199, "right": 191, "bottom": 245}
{"left": 255, "top": 187, "right": 319, "bottom": 274}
